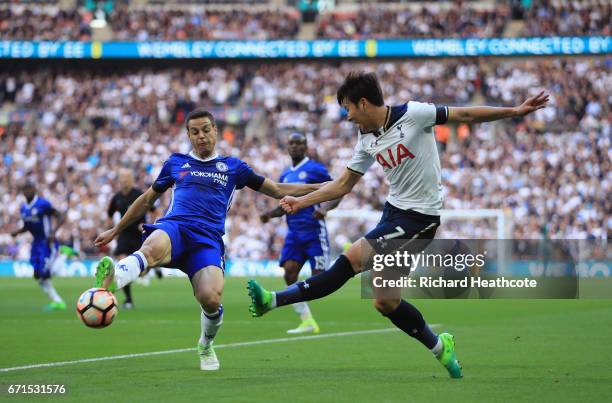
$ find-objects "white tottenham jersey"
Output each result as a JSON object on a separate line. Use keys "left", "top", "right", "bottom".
{"left": 347, "top": 101, "right": 448, "bottom": 216}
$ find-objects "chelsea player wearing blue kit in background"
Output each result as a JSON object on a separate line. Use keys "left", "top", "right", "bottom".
{"left": 93, "top": 109, "right": 322, "bottom": 371}
{"left": 260, "top": 133, "right": 341, "bottom": 335}
{"left": 11, "top": 181, "right": 66, "bottom": 311}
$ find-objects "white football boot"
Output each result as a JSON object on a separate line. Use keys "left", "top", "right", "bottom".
{"left": 198, "top": 342, "right": 220, "bottom": 371}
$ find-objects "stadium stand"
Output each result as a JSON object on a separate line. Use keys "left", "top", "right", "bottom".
{"left": 3, "top": 1, "right": 609, "bottom": 41}
{"left": 520, "top": 0, "right": 611, "bottom": 36}
{"left": 1, "top": 58, "right": 609, "bottom": 260}
{"left": 0, "top": 5, "right": 93, "bottom": 41}
{"left": 0, "top": 2, "right": 300, "bottom": 40}
{"left": 316, "top": 3, "right": 511, "bottom": 39}
{"left": 108, "top": 5, "right": 301, "bottom": 40}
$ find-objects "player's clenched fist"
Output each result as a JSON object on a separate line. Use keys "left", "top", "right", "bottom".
{"left": 279, "top": 196, "right": 302, "bottom": 214}
{"left": 94, "top": 228, "right": 118, "bottom": 247}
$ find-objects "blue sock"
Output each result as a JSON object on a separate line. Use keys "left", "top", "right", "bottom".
{"left": 385, "top": 300, "right": 438, "bottom": 349}
{"left": 201, "top": 304, "right": 223, "bottom": 320}
{"left": 274, "top": 255, "right": 355, "bottom": 307}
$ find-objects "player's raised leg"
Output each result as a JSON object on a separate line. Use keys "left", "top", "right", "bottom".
{"left": 113, "top": 253, "right": 135, "bottom": 309}
{"left": 248, "top": 240, "right": 362, "bottom": 316}
{"left": 94, "top": 229, "right": 172, "bottom": 292}
{"left": 192, "top": 265, "right": 224, "bottom": 371}
{"left": 283, "top": 260, "right": 319, "bottom": 334}
{"left": 249, "top": 236, "right": 462, "bottom": 378}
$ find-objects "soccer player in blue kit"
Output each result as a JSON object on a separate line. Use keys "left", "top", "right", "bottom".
{"left": 93, "top": 109, "right": 322, "bottom": 371}
{"left": 260, "top": 133, "right": 341, "bottom": 334}
{"left": 11, "top": 181, "right": 66, "bottom": 311}
{"left": 248, "top": 72, "right": 549, "bottom": 378}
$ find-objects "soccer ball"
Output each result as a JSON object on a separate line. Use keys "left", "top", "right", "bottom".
{"left": 76, "top": 288, "right": 118, "bottom": 328}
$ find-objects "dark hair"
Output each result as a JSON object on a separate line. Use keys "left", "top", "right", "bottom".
{"left": 22, "top": 180, "right": 36, "bottom": 190}
{"left": 288, "top": 132, "right": 307, "bottom": 144}
{"left": 336, "top": 71, "right": 384, "bottom": 107}
{"left": 185, "top": 108, "right": 216, "bottom": 130}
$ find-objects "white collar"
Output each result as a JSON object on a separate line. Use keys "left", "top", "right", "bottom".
{"left": 189, "top": 151, "right": 219, "bottom": 162}
{"left": 290, "top": 157, "right": 309, "bottom": 171}
{"left": 25, "top": 195, "right": 39, "bottom": 209}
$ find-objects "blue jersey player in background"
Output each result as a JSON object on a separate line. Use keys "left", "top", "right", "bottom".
{"left": 260, "top": 133, "right": 341, "bottom": 334}
{"left": 93, "top": 109, "right": 323, "bottom": 371}
{"left": 11, "top": 181, "right": 66, "bottom": 311}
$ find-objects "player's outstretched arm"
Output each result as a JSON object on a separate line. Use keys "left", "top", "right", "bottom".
{"left": 447, "top": 91, "right": 549, "bottom": 124}
{"left": 260, "top": 206, "right": 286, "bottom": 223}
{"left": 94, "top": 187, "right": 162, "bottom": 247}
{"left": 48, "top": 208, "right": 66, "bottom": 245}
{"left": 256, "top": 178, "right": 322, "bottom": 200}
{"left": 10, "top": 226, "right": 28, "bottom": 237}
{"left": 313, "top": 197, "right": 343, "bottom": 220}
{"left": 281, "top": 168, "right": 361, "bottom": 214}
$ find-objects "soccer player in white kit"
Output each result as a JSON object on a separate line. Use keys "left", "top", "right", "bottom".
{"left": 248, "top": 72, "right": 549, "bottom": 378}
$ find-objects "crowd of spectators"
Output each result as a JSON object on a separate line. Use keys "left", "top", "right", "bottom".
{"left": 520, "top": 0, "right": 611, "bottom": 37}
{"left": 2, "top": 1, "right": 610, "bottom": 41}
{"left": 108, "top": 6, "right": 301, "bottom": 40}
{"left": 0, "top": 5, "right": 92, "bottom": 41}
{"left": 317, "top": 1, "right": 612, "bottom": 39}
{"left": 316, "top": 4, "right": 510, "bottom": 39}
{"left": 0, "top": 58, "right": 609, "bottom": 262}
{"left": 317, "top": 1, "right": 611, "bottom": 39}
{"left": 0, "top": 3, "right": 300, "bottom": 40}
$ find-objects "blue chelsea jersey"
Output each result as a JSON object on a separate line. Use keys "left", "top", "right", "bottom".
{"left": 20, "top": 196, "right": 55, "bottom": 242}
{"left": 280, "top": 158, "right": 332, "bottom": 234}
{"left": 152, "top": 152, "right": 256, "bottom": 236}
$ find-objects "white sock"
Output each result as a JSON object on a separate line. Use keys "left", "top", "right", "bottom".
{"left": 431, "top": 337, "right": 443, "bottom": 357}
{"left": 271, "top": 292, "right": 277, "bottom": 308}
{"left": 38, "top": 279, "right": 63, "bottom": 303}
{"left": 115, "top": 252, "right": 148, "bottom": 289}
{"left": 292, "top": 301, "right": 312, "bottom": 321}
{"left": 50, "top": 253, "right": 67, "bottom": 275}
{"left": 199, "top": 305, "right": 223, "bottom": 348}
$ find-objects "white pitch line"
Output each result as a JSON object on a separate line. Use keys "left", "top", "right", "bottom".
{"left": 0, "top": 327, "right": 404, "bottom": 373}
{"left": 0, "top": 319, "right": 396, "bottom": 326}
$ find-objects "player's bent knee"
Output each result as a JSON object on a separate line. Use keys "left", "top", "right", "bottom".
{"left": 343, "top": 242, "right": 364, "bottom": 274}
{"left": 138, "top": 244, "right": 157, "bottom": 266}
{"left": 192, "top": 266, "right": 223, "bottom": 311}
{"left": 196, "top": 290, "right": 221, "bottom": 312}
{"left": 283, "top": 271, "right": 298, "bottom": 285}
{"left": 373, "top": 298, "right": 401, "bottom": 315}
{"left": 138, "top": 230, "right": 172, "bottom": 267}
{"left": 283, "top": 267, "right": 299, "bottom": 284}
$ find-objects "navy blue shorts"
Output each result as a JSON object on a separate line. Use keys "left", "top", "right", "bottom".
{"left": 365, "top": 202, "right": 440, "bottom": 254}
{"left": 30, "top": 240, "right": 58, "bottom": 280}
{"left": 280, "top": 229, "right": 330, "bottom": 273}
{"left": 143, "top": 220, "right": 225, "bottom": 280}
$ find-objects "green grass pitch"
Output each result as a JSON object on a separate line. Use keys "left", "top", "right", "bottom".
{"left": 1, "top": 277, "right": 611, "bottom": 402}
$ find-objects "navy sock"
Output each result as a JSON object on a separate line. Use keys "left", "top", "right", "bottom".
{"left": 385, "top": 300, "right": 438, "bottom": 349}
{"left": 123, "top": 284, "right": 133, "bottom": 303}
{"left": 275, "top": 255, "right": 355, "bottom": 307}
